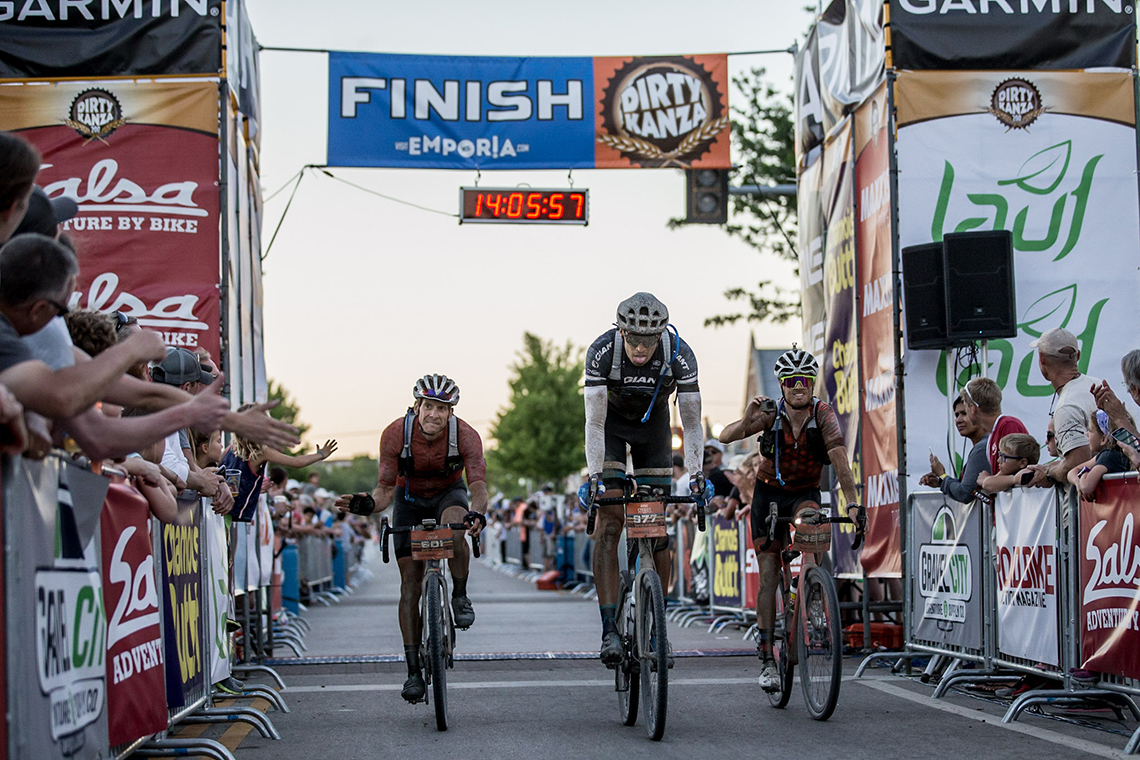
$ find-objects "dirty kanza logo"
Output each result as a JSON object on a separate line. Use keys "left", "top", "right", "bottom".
{"left": 67, "top": 88, "right": 127, "bottom": 143}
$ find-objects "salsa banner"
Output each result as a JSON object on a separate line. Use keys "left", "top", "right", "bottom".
{"left": 0, "top": 0, "right": 223, "bottom": 78}
{"left": 909, "top": 493, "right": 983, "bottom": 651}
{"left": 328, "top": 52, "right": 731, "bottom": 170}
{"left": 100, "top": 483, "right": 167, "bottom": 747}
{"left": 0, "top": 80, "right": 222, "bottom": 359}
{"left": 994, "top": 488, "right": 1059, "bottom": 666}
{"left": 160, "top": 495, "right": 203, "bottom": 708}
{"left": 855, "top": 82, "right": 899, "bottom": 577}
{"left": 1079, "top": 477, "right": 1140, "bottom": 679}
{"left": 888, "top": 0, "right": 1136, "bottom": 71}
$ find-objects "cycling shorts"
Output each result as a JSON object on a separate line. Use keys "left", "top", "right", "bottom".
{"left": 602, "top": 401, "right": 672, "bottom": 492}
{"left": 750, "top": 480, "right": 821, "bottom": 547}
{"left": 392, "top": 483, "right": 470, "bottom": 560}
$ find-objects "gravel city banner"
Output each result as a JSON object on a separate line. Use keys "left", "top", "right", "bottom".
{"left": 895, "top": 71, "right": 1140, "bottom": 502}
{"left": 160, "top": 496, "right": 203, "bottom": 708}
{"left": 909, "top": 492, "right": 982, "bottom": 651}
{"left": 855, "top": 82, "right": 899, "bottom": 577}
{"left": 994, "top": 488, "right": 1059, "bottom": 666}
{"left": 887, "top": 0, "right": 1136, "bottom": 71}
{"left": 711, "top": 515, "right": 743, "bottom": 610}
{"left": 0, "top": 0, "right": 223, "bottom": 79}
{"left": 1079, "top": 477, "right": 1140, "bottom": 679}
{"left": 328, "top": 52, "right": 730, "bottom": 169}
{"left": 100, "top": 483, "right": 167, "bottom": 747}
{"left": 0, "top": 80, "right": 222, "bottom": 358}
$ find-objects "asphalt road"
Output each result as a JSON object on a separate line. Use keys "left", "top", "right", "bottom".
{"left": 215, "top": 553, "right": 1138, "bottom": 760}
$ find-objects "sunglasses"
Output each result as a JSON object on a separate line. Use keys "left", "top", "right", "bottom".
{"left": 113, "top": 310, "right": 138, "bottom": 328}
{"left": 1045, "top": 431, "right": 1055, "bottom": 441}
{"left": 779, "top": 374, "right": 815, "bottom": 390}
{"left": 961, "top": 383, "right": 977, "bottom": 407}
{"left": 44, "top": 298, "right": 70, "bottom": 317}
{"left": 623, "top": 332, "right": 660, "bottom": 349}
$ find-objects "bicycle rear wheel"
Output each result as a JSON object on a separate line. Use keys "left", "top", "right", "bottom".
{"left": 424, "top": 576, "right": 449, "bottom": 731}
{"left": 797, "top": 565, "right": 842, "bottom": 721}
{"left": 767, "top": 576, "right": 795, "bottom": 709}
{"left": 616, "top": 576, "right": 639, "bottom": 726}
{"left": 639, "top": 571, "right": 669, "bottom": 741}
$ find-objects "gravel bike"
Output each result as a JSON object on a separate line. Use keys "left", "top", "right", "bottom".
{"left": 380, "top": 516, "right": 480, "bottom": 731}
{"left": 759, "top": 505, "right": 863, "bottom": 721}
{"left": 586, "top": 481, "right": 705, "bottom": 741}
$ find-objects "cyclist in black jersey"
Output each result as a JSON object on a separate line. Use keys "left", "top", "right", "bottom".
{"left": 582, "top": 292, "right": 706, "bottom": 665}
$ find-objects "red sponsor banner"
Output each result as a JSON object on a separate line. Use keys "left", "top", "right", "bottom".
{"left": 100, "top": 483, "right": 168, "bottom": 746}
{"left": 0, "top": 81, "right": 221, "bottom": 358}
{"left": 1080, "top": 477, "right": 1140, "bottom": 679}
{"left": 855, "top": 82, "right": 900, "bottom": 577}
{"left": 743, "top": 515, "right": 758, "bottom": 610}
{"left": 0, "top": 467, "right": 5, "bottom": 760}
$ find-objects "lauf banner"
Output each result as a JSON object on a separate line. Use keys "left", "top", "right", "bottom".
{"left": 161, "top": 497, "right": 203, "bottom": 708}
{"left": 101, "top": 483, "right": 167, "bottom": 746}
{"left": 0, "top": 81, "right": 222, "bottom": 358}
{"left": 994, "top": 488, "right": 1059, "bottom": 666}
{"left": 328, "top": 52, "right": 730, "bottom": 169}
{"left": 1080, "top": 477, "right": 1140, "bottom": 679}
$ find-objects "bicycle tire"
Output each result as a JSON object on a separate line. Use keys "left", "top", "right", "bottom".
{"left": 797, "top": 565, "right": 842, "bottom": 721}
{"left": 425, "top": 577, "right": 449, "bottom": 731}
{"left": 767, "top": 575, "right": 795, "bottom": 709}
{"left": 617, "top": 577, "right": 639, "bottom": 726}
{"left": 639, "top": 571, "right": 669, "bottom": 741}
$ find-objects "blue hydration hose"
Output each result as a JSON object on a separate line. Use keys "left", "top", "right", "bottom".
{"left": 773, "top": 398, "right": 786, "bottom": 486}
{"left": 640, "top": 324, "right": 681, "bottom": 424}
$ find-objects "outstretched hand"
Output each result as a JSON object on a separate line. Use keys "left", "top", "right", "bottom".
{"left": 318, "top": 439, "right": 339, "bottom": 459}
{"left": 229, "top": 399, "right": 300, "bottom": 451}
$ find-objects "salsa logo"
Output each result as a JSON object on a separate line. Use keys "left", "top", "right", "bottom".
{"left": 598, "top": 56, "right": 728, "bottom": 168}
{"left": 918, "top": 506, "right": 972, "bottom": 624}
{"left": 66, "top": 88, "right": 126, "bottom": 143}
{"left": 987, "top": 78, "right": 1046, "bottom": 131}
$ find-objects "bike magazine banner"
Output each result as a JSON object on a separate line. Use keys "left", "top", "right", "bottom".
{"left": 855, "top": 82, "right": 899, "bottom": 578}
{"left": 710, "top": 515, "right": 742, "bottom": 610}
{"left": 994, "top": 488, "right": 1059, "bottom": 666}
{"left": 160, "top": 495, "right": 203, "bottom": 708}
{"left": 6, "top": 457, "right": 110, "bottom": 759}
{"left": 100, "top": 483, "right": 167, "bottom": 746}
{"left": 798, "top": 155, "right": 827, "bottom": 357}
{"left": 894, "top": 71, "right": 1140, "bottom": 502}
{"left": 1079, "top": 477, "right": 1140, "bottom": 679}
{"left": 0, "top": 0, "right": 223, "bottom": 79}
{"left": 909, "top": 493, "right": 982, "bottom": 651}
{"left": 0, "top": 80, "right": 223, "bottom": 359}
{"left": 328, "top": 52, "right": 730, "bottom": 169}
{"left": 887, "top": 0, "right": 1135, "bottom": 71}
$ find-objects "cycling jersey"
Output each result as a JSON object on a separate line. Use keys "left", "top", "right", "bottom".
{"left": 584, "top": 328, "right": 699, "bottom": 420}
{"left": 377, "top": 414, "right": 486, "bottom": 498}
{"left": 755, "top": 399, "right": 844, "bottom": 492}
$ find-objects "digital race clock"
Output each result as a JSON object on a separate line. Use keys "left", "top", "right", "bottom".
{"left": 459, "top": 187, "right": 588, "bottom": 225}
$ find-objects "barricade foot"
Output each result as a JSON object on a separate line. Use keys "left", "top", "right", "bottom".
{"left": 932, "top": 670, "right": 1010, "bottom": 699}
{"left": 854, "top": 651, "right": 916, "bottom": 678}
{"left": 233, "top": 664, "right": 288, "bottom": 691}
{"left": 136, "top": 737, "right": 237, "bottom": 760}
{"left": 1002, "top": 689, "right": 1139, "bottom": 725}
{"left": 236, "top": 684, "right": 290, "bottom": 713}
{"left": 1125, "top": 724, "right": 1140, "bottom": 754}
{"left": 185, "top": 706, "right": 282, "bottom": 739}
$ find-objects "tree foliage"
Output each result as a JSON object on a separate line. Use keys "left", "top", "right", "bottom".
{"left": 309, "top": 455, "right": 380, "bottom": 496}
{"left": 488, "top": 333, "right": 585, "bottom": 493}
{"left": 266, "top": 378, "right": 316, "bottom": 479}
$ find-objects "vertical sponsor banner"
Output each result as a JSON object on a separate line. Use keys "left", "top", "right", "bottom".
{"left": 895, "top": 72, "right": 1140, "bottom": 500}
{"left": 743, "top": 516, "right": 759, "bottom": 610}
{"left": 100, "top": 484, "right": 167, "bottom": 746}
{"left": 798, "top": 155, "right": 826, "bottom": 357}
{"left": 160, "top": 497, "right": 203, "bottom": 708}
{"left": 994, "top": 489, "right": 1059, "bottom": 666}
{"left": 0, "top": 81, "right": 222, "bottom": 359}
{"left": 909, "top": 493, "right": 982, "bottom": 649}
{"left": 258, "top": 498, "right": 274, "bottom": 588}
{"left": 7, "top": 458, "right": 110, "bottom": 760}
{"left": 794, "top": 25, "right": 825, "bottom": 166}
{"left": 856, "top": 82, "right": 899, "bottom": 577}
{"left": 202, "top": 505, "right": 232, "bottom": 686}
{"left": 1079, "top": 478, "right": 1140, "bottom": 679}
{"left": 710, "top": 515, "right": 741, "bottom": 609}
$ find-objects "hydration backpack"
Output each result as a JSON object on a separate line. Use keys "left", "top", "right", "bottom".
{"left": 397, "top": 408, "right": 464, "bottom": 478}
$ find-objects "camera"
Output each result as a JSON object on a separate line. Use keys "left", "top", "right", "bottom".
{"left": 759, "top": 398, "right": 777, "bottom": 414}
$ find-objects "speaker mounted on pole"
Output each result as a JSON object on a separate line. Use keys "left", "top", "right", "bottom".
{"left": 943, "top": 230, "right": 1016, "bottom": 343}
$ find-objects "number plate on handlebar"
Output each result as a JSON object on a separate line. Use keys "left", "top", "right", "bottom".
{"left": 411, "top": 531, "right": 454, "bottom": 560}
{"left": 625, "top": 501, "right": 667, "bottom": 539}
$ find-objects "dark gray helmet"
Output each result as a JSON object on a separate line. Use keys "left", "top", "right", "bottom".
{"left": 616, "top": 292, "right": 669, "bottom": 335}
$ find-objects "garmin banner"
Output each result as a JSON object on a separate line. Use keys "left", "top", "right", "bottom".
{"left": 909, "top": 493, "right": 982, "bottom": 651}
{"left": 0, "top": 0, "right": 223, "bottom": 78}
{"left": 888, "top": 0, "right": 1136, "bottom": 71}
{"left": 994, "top": 488, "right": 1059, "bottom": 666}
{"left": 328, "top": 52, "right": 731, "bottom": 170}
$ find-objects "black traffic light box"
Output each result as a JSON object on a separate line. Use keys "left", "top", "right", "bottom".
{"left": 685, "top": 169, "right": 729, "bottom": 224}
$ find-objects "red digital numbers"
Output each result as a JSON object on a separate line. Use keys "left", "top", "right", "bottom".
{"left": 548, "top": 193, "right": 564, "bottom": 219}
{"left": 461, "top": 188, "right": 586, "bottom": 224}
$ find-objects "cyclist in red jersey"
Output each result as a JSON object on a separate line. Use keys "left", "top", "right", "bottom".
{"left": 336, "top": 374, "right": 487, "bottom": 703}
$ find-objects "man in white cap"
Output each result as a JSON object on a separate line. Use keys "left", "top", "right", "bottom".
{"left": 1028, "top": 328, "right": 1100, "bottom": 487}
{"left": 703, "top": 437, "right": 732, "bottom": 507}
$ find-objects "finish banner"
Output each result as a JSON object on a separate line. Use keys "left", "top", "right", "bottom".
{"left": 328, "top": 52, "right": 731, "bottom": 169}
{"left": 0, "top": 0, "right": 223, "bottom": 79}
{"left": 100, "top": 483, "right": 167, "bottom": 747}
{"left": 855, "top": 82, "right": 899, "bottom": 578}
{"left": 888, "top": 0, "right": 1136, "bottom": 71}
{"left": 895, "top": 71, "right": 1140, "bottom": 502}
{"left": 160, "top": 497, "right": 203, "bottom": 708}
{"left": 994, "top": 488, "right": 1059, "bottom": 666}
{"left": 0, "top": 80, "right": 222, "bottom": 358}
{"left": 909, "top": 493, "right": 983, "bottom": 651}
{"left": 1079, "top": 477, "right": 1140, "bottom": 679}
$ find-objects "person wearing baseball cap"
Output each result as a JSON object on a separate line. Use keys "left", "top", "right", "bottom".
{"left": 151, "top": 347, "right": 214, "bottom": 391}
{"left": 1028, "top": 328, "right": 1100, "bottom": 488}
{"left": 703, "top": 437, "right": 732, "bottom": 501}
{"left": 12, "top": 187, "right": 78, "bottom": 240}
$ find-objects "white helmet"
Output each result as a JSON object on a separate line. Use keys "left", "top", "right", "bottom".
{"left": 773, "top": 346, "right": 819, "bottom": 378}
{"left": 616, "top": 292, "right": 669, "bottom": 335}
{"left": 413, "top": 374, "right": 460, "bottom": 405}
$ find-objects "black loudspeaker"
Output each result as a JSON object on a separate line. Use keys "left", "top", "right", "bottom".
{"left": 902, "top": 242, "right": 950, "bottom": 350}
{"left": 943, "top": 230, "right": 1016, "bottom": 342}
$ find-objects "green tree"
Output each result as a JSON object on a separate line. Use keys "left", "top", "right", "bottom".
{"left": 265, "top": 379, "right": 317, "bottom": 480}
{"left": 310, "top": 455, "right": 380, "bottom": 496}
{"left": 488, "top": 333, "right": 585, "bottom": 493}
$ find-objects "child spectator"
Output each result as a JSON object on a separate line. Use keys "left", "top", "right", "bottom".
{"left": 119, "top": 407, "right": 184, "bottom": 523}
{"left": 1069, "top": 410, "right": 1134, "bottom": 501}
{"left": 188, "top": 427, "right": 233, "bottom": 516}
{"left": 979, "top": 433, "right": 1040, "bottom": 494}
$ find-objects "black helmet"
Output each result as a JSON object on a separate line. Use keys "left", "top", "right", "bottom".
{"left": 413, "top": 374, "right": 460, "bottom": 405}
{"left": 616, "top": 292, "right": 669, "bottom": 335}
{"left": 773, "top": 346, "right": 819, "bottom": 378}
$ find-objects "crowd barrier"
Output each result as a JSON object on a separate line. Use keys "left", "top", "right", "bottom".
{"left": 3, "top": 452, "right": 290, "bottom": 760}
{"left": 856, "top": 474, "right": 1140, "bottom": 754}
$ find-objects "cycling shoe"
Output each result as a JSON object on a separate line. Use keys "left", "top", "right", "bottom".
{"left": 452, "top": 596, "right": 475, "bottom": 629}
{"left": 401, "top": 673, "right": 426, "bottom": 703}
{"left": 601, "top": 631, "right": 623, "bottom": 667}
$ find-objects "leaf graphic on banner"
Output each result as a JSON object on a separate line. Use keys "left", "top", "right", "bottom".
{"left": 997, "top": 141, "right": 1071, "bottom": 196}
{"left": 1019, "top": 284, "right": 1077, "bottom": 338}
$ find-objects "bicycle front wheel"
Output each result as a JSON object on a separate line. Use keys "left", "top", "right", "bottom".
{"left": 639, "top": 571, "right": 669, "bottom": 741}
{"left": 424, "top": 577, "right": 449, "bottom": 731}
{"left": 616, "top": 574, "right": 639, "bottom": 726}
{"left": 797, "top": 565, "right": 842, "bottom": 721}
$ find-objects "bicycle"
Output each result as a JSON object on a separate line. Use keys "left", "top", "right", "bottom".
{"left": 380, "top": 516, "right": 481, "bottom": 731}
{"left": 586, "top": 481, "right": 705, "bottom": 741}
{"left": 759, "top": 504, "right": 863, "bottom": 721}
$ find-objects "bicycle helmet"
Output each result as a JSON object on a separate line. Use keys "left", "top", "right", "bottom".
{"left": 616, "top": 292, "right": 669, "bottom": 335}
{"left": 773, "top": 345, "right": 819, "bottom": 378}
{"left": 413, "top": 374, "right": 460, "bottom": 405}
